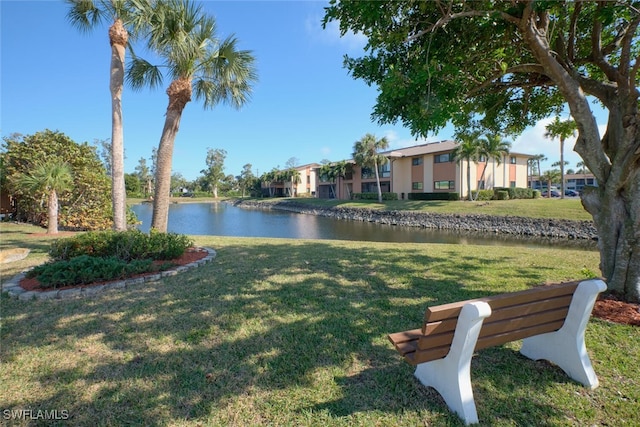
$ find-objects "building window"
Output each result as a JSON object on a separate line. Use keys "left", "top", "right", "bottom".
{"left": 412, "top": 157, "right": 423, "bottom": 166}
{"left": 361, "top": 167, "right": 375, "bottom": 179}
{"left": 434, "top": 153, "right": 452, "bottom": 163}
{"left": 434, "top": 180, "right": 455, "bottom": 190}
{"left": 478, "top": 180, "right": 485, "bottom": 189}
{"left": 510, "top": 181, "right": 516, "bottom": 187}
{"left": 478, "top": 155, "right": 487, "bottom": 162}
{"left": 379, "top": 160, "right": 391, "bottom": 178}
{"left": 361, "top": 181, "right": 390, "bottom": 193}
{"left": 307, "top": 176, "right": 310, "bottom": 184}
{"left": 510, "top": 156, "right": 517, "bottom": 164}
{"left": 412, "top": 182, "right": 423, "bottom": 190}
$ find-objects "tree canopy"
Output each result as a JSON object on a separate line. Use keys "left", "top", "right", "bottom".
{"left": 324, "top": 1, "right": 640, "bottom": 301}
{"left": 1, "top": 130, "right": 113, "bottom": 230}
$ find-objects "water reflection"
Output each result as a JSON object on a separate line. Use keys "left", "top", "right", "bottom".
{"left": 131, "top": 202, "right": 597, "bottom": 251}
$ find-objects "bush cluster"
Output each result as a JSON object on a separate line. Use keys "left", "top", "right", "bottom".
{"left": 28, "top": 256, "right": 154, "bottom": 288}
{"left": 470, "top": 187, "right": 539, "bottom": 201}
{"left": 407, "top": 192, "right": 460, "bottom": 201}
{"left": 49, "top": 229, "right": 193, "bottom": 261}
{"left": 352, "top": 192, "right": 398, "bottom": 200}
{"left": 29, "top": 230, "right": 193, "bottom": 288}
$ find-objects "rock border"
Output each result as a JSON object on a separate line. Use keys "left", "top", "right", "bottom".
{"left": 1, "top": 247, "right": 217, "bottom": 301}
{"left": 233, "top": 200, "right": 598, "bottom": 240}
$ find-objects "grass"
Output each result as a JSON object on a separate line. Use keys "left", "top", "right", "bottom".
{"left": 236, "top": 197, "right": 594, "bottom": 221}
{"left": 1, "top": 223, "right": 638, "bottom": 426}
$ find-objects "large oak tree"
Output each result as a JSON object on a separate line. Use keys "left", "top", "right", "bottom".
{"left": 324, "top": 1, "right": 639, "bottom": 302}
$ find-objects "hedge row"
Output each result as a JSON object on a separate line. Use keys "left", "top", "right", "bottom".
{"left": 352, "top": 192, "right": 399, "bottom": 201}
{"left": 407, "top": 192, "right": 460, "bottom": 201}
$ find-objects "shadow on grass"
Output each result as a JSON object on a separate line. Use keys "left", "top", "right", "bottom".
{"left": 1, "top": 239, "right": 587, "bottom": 425}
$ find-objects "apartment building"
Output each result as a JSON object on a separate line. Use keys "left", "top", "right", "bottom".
{"left": 262, "top": 163, "right": 321, "bottom": 197}
{"left": 317, "top": 140, "right": 532, "bottom": 200}
{"left": 529, "top": 172, "right": 597, "bottom": 192}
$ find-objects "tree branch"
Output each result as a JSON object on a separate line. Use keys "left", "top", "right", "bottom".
{"left": 568, "top": 1, "right": 582, "bottom": 63}
{"left": 619, "top": 15, "right": 640, "bottom": 80}
{"left": 405, "top": 9, "right": 521, "bottom": 44}
{"left": 590, "top": 4, "right": 621, "bottom": 82}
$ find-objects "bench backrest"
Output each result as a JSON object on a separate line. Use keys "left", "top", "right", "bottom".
{"left": 412, "top": 281, "right": 580, "bottom": 364}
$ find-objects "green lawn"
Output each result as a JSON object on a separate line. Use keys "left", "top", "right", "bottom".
{"left": 1, "top": 223, "right": 637, "bottom": 426}
{"left": 284, "top": 197, "right": 593, "bottom": 221}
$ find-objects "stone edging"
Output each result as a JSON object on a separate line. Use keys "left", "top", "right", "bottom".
{"left": 1, "top": 247, "right": 217, "bottom": 301}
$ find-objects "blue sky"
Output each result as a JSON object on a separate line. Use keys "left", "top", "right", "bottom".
{"left": 1, "top": 0, "right": 607, "bottom": 181}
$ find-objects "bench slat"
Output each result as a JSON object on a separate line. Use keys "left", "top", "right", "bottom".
{"left": 479, "top": 307, "right": 568, "bottom": 341}
{"left": 416, "top": 306, "right": 569, "bottom": 352}
{"left": 406, "top": 345, "right": 451, "bottom": 365}
{"left": 424, "top": 282, "right": 579, "bottom": 323}
{"left": 421, "top": 295, "right": 573, "bottom": 336}
{"left": 476, "top": 320, "right": 566, "bottom": 350}
{"left": 388, "top": 329, "right": 421, "bottom": 347}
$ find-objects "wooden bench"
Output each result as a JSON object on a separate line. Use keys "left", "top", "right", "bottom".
{"left": 388, "top": 279, "right": 607, "bottom": 425}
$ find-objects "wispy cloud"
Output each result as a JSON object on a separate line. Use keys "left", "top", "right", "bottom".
{"left": 383, "top": 128, "right": 446, "bottom": 150}
{"left": 304, "top": 13, "right": 367, "bottom": 53}
{"left": 512, "top": 117, "right": 607, "bottom": 172}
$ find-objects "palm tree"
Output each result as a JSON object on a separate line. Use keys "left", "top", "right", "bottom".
{"left": 128, "top": 0, "right": 257, "bottom": 232}
{"left": 13, "top": 161, "right": 73, "bottom": 234}
{"left": 318, "top": 163, "right": 336, "bottom": 198}
{"left": 66, "top": 0, "right": 151, "bottom": 231}
{"left": 286, "top": 168, "right": 301, "bottom": 197}
{"left": 332, "top": 160, "right": 349, "bottom": 199}
{"left": 526, "top": 158, "right": 536, "bottom": 188}
{"left": 477, "top": 133, "right": 511, "bottom": 192}
{"left": 545, "top": 117, "right": 577, "bottom": 199}
{"left": 352, "top": 134, "right": 389, "bottom": 203}
{"left": 452, "top": 131, "right": 481, "bottom": 201}
{"left": 540, "top": 169, "right": 561, "bottom": 198}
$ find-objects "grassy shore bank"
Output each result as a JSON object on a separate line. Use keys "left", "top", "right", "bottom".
{"left": 128, "top": 196, "right": 592, "bottom": 221}
{"left": 1, "top": 223, "right": 637, "bottom": 426}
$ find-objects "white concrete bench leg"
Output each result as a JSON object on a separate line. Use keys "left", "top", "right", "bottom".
{"left": 520, "top": 279, "right": 607, "bottom": 389}
{"left": 414, "top": 301, "right": 492, "bottom": 425}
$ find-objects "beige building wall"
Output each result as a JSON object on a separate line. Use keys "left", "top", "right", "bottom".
{"left": 391, "top": 157, "right": 413, "bottom": 199}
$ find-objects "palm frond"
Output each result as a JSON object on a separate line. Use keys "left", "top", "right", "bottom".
{"left": 126, "top": 56, "right": 164, "bottom": 91}
{"left": 65, "top": 0, "right": 105, "bottom": 33}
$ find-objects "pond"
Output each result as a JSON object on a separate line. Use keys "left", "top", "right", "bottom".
{"left": 131, "top": 202, "right": 597, "bottom": 251}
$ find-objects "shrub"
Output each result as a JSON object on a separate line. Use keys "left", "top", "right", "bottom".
{"left": 408, "top": 192, "right": 459, "bottom": 201}
{"left": 352, "top": 192, "right": 398, "bottom": 200}
{"left": 49, "top": 230, "right": 193, "bottom": 262}
{"left": 496, "top": 190, "right": 509, "bottom": 200}
{"left": 471, "top": 189, "right": 494, "bottom": 201}
{"left": 27, "top": 255, "right": 156, "bottom": 288}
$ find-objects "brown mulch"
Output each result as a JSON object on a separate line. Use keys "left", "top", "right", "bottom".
{"left": 593, "top": 294, "right": 640, "bottom": 326}
{"left": 17, "top": 248, "right": 640, "bottom": 327}
{"left": 19, "top": 247, "right": 209, "bottom": 293}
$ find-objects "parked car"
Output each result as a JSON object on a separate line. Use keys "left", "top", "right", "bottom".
{"left": 565, "top": 189, "right": 580, "bottom": 197}
{"left": 541, "top": 190, "right": 561, "bottom": 197}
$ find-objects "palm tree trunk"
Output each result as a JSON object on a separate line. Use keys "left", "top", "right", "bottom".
{"left": 374, "top": 159, "right": 383, "bottom": 203}
{"left": 474, "top": 163, "right": 489, "bottom": 201}
{"left": 466, "top": 160, "right": 472, "bottom": 201}
{"left": 47, "top": 190, "right": 59, "bottom": 234}
{"left": 151, "top": 78, "right": 191, "bottom": 232}
{"left": 109, "top": 19, "right": 128, "bottom": 231}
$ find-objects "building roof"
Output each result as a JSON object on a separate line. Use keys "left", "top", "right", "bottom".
{"left": 383, "top": 140, "right": 533, "bottom": 159}
{"left": 383, "top": 140, "right": 458, "bottom": 158}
